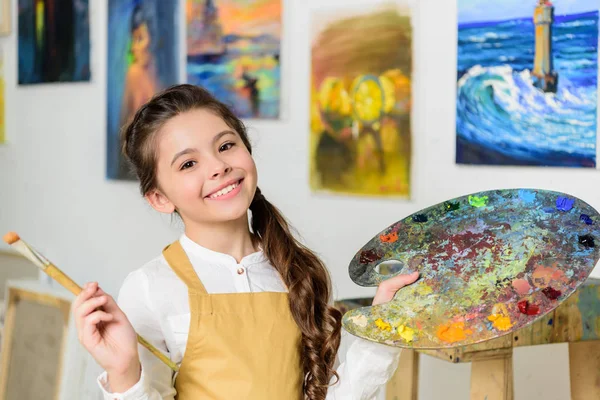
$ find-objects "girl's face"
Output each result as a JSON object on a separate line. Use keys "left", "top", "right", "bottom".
{"left": 131, "top": 23, "right": 151, "bottom": 66}
{"left": 147, "top": 109, "right": 258, "bottom": 226}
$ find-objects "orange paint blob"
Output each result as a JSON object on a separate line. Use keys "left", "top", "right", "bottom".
{"left": 380, "top": 232, "right": 399, "bottom": 243}
{"left": 487, "top": 314, "right": 513, "bottom": 331}
{"left": 436, "top": 321, "right": 473, "bottom": 343}
{"left": 512, "top": 278, "right": 532, "bottom": 295}
{"left": 532, "top": 264, "right": 568, "bottom": 288}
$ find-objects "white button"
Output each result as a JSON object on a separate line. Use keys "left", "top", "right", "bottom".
{"left": 237, "top": 267, "right": 245, "bottom": 275}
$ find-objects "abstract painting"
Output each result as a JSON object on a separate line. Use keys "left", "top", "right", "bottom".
{"left": 18, "top": 0, "right": 90, "bottom": 84}
{"left": 107, "top": 0, "right": 180, "bottom": 180}
{"left": 456, "top": 0, "right": 599, "bottom": 167}
{"left": 310, "top": 2, "right": 412, "bottom": 198}
{"left": 343, "top": 189, "right": 600, "bottom": 348}
{"left": 186, "top": 0, "right": 282, "bottom": 119}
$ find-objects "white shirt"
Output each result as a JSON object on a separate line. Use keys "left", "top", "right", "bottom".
{"left": 97, "top": 234, "right": 401, "bottom": 399}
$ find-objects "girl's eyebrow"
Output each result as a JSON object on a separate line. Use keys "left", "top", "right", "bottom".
{"left": 169, "top": 131, "right": 236, "bottom": 166}
{"left": 170, "top": 148, "right": 197, "bottom": 166}
{"left": 212, "top": 130, "right": 236, "bottom": 144}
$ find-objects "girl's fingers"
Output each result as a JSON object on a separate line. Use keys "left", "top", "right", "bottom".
{"left": 81, "top": 311, "right": 114, "bottom": 343}
{"left": 76, "top": 295, "right": 108, "bottom": 320}
{"left": 72, "top": 282, "right": 98, "bottom": 310}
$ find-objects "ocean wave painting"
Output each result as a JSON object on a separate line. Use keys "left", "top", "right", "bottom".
{"left": 456, "top": 0, "right": 599, "bottom": 167}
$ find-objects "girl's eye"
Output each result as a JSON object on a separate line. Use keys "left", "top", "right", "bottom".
{"left": 180, "top": 160, "right": 196, "bottom": 170}
{"left": 219, "top": 142, "right": 235, "bottom": 152}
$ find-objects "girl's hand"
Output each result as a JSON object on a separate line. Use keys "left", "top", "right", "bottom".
{"left": 372, "top": 271, "right": 419, "bottom": 306}
{"left": 72, "top": 282, "right": 141, "bottom": 391}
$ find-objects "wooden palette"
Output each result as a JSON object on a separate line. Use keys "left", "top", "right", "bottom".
{"left": 343, "top": 189, "right": 600, "bottom": 348}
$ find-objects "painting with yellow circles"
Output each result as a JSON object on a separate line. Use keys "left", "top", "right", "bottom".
{"left": 310, "top": 2, "right": 412, "bottom": 197}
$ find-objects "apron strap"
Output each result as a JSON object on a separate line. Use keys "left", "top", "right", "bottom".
{"left": 163, "top": 240, "right": 209, "bottom": 295}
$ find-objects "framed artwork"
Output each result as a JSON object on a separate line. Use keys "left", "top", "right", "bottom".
{"left": 310, "top": 2, "right": 412, "bottom": 198}
{"left": 106, "top": 0, "right": 181, "bottom": 180}
{"left": 456, "top": 0, "right": 598, "bottom": 167}
{"left": 0, "top": 287, "right": 71, "bottom": 400}
{"left": 18, "top": 0, "right": 91, "bottom": 84}
{"left": 186, "top": 0, "right": 282, "bottom": 119}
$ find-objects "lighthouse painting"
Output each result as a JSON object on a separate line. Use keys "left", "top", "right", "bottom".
{"left": 186, "top": 0, "right": 282, "bottom": 119}
{"left": 456, "top": 0, "right": 599, "bottom": 168}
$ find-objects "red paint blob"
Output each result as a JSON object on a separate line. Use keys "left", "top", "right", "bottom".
{"left": 517, "top": 300, "right": 540, "bottom": 315}
{"left": 542, "top": 287, "right": 562, "bottom": 300}
{"left": 360, "top": 249, "right": 380, "bottom": 264}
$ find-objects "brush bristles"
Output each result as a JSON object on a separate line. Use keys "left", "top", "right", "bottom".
{"left": 9, "top": 240, "right": 48, "bottom": 271}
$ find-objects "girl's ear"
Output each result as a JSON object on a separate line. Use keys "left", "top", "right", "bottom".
{"left": 145, "top": 189, "right": 176, "bottom": 214}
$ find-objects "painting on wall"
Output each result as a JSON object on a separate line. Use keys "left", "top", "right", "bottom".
{"left": 456, "top": 0, "right": 599, "bottom": 167}
{"left": 107, "top": 0, "right": 180, "bottom": 180}
{"left": 310, "top": 2, "right": 412, "bottom": 198}
{"left": 187, "top": 0, "right": 282, "bottom": 119}
{"left": 18, "top": 0, "right": 90, "bottom": 84}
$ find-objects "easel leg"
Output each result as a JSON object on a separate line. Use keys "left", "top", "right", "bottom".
{"left": 569, "top": 341, "right": 600, "bottom": 400}
{"left": 386, "top": 349, "right": 419, "bottom": 400}
{"left": 470, "top": 352, "right": 514, "bottom": 400}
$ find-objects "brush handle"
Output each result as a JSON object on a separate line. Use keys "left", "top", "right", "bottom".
{"left": 45, "top": 263, "right": 179, "bottom": 372}
{"left": 45, "top": 264, "right": 83, "bottom": 295}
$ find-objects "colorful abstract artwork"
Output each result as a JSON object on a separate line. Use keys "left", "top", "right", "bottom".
{"left": 344, "top": 189, "right": 600, "bottom": 348}
{"left": 456, "top": 0, "right": 599, "bottom": 167}
{"left": 107, "top": 0, "right": 180, "bottom": 180}
{"left": 310, "top": 3, "right": 412, "bottom": 198}
{"left": 18, "top": 0, "right": 90, "bottom": 84}
{"left": 186, "top": 0, "right": 281, "bottom": 119}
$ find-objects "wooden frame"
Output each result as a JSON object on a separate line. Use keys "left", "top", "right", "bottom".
{"left": 0, "top": 287, "right": 71, "bottom": 400}
{"left": 0, "top": 0, "right": 9, "bottom": 36}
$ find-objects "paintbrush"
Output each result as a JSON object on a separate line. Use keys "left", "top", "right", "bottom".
{"left": 2, "top": 232, "right": 179, "bottom": 372}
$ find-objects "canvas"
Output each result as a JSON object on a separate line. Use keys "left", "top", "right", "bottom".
{"left": 456, "top": 0, "right": 599, "bottom": 167}
{"left": 106, "top": 0, "right": 180, "bottom": 180}
{"left": 186, "top": 0, "right": 282, "bottom": 119}
{"left": 18, "top": 0, "right": 90, "bottom": 84}
{"left": 309, "top": 2, "right": 412, "bottom": 198}
{"left": 344, "top": 189, "right": 600, "bottom": 348}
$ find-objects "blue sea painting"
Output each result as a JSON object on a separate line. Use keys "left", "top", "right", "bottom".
{"left": 186, "top": 0, "right": 281, "bottom": 119}
{"left": 456, "top": 0, "right": 599, "bottom": 168}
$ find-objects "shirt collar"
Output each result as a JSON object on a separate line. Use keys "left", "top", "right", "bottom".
{"left": 179, "top": 233, "right": 268, "bottom": 266}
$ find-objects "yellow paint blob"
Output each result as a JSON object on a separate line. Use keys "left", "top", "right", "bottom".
{"left": 396, "top": 325, "right": 416, "bottom": 342}
{"left": 487, "top": 314, "right": 513, "bottom": 331}
{"left": 436, "top": 321, "right": 473, "bottom": 343}
{"left": 375, "top": 318, "right": 392, "bottom": 332}
{"left": 416, "top": 283, "right": 433, "bottom": 296}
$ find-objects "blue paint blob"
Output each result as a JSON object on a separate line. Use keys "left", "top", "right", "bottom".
{"left": 556, "top": 197, "right": 575, "bottom": 212}
{"left": 580, "top": 214, "right": 594, "bottom": 225}
{"left": 519, "top": 190, "right": 536, "bottom": 203}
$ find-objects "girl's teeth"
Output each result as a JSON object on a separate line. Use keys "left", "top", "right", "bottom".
{"left": 211, "top": 182, "right": 238, "bottom": 198}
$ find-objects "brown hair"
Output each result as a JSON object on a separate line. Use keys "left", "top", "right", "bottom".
{"left": 121, "top": 84, "right": 342, "bottom": 399}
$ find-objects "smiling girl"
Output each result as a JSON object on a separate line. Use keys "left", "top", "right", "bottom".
{"left": 72, "top": 84, "right": 418, "bottom": 400}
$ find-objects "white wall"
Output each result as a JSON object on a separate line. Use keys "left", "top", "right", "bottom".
{"left": 0, "top": 0, "right": 595, "bottom": 399}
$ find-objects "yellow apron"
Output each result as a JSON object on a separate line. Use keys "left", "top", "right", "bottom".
{"left": 162, "top": 241, "right": 304, "bottom": 400}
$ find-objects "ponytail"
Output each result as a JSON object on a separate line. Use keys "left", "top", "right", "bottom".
{"left": 250, "top": 187, "right": 342, "bottom": 399}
